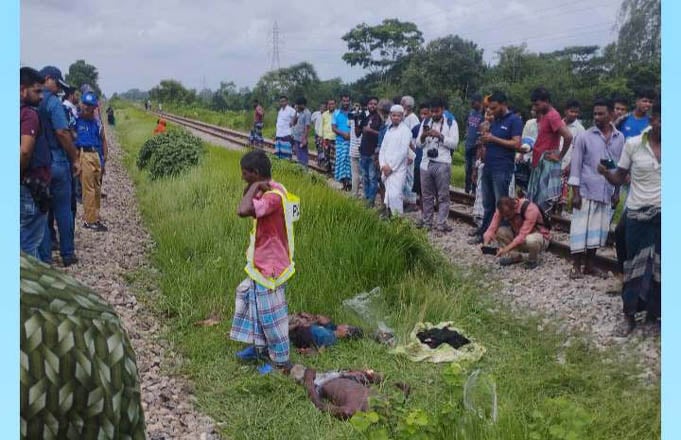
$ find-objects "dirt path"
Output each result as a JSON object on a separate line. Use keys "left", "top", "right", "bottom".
{"left": 61, "top": 124, "right": 221, "bottom": 440}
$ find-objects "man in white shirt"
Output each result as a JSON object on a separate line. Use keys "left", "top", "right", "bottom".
{"left": 275, "top": 95, "right": 297, "bottom": 160}
{"left": 311, "top": 103, "right": 325, "bottom": 162}
{"left": 379, "top": 105, "right": 412, "bottom": 217}
{"left": 400, "top": 96, "right": 420, "bottom": 207}
{"left": 415, "top": 97, "right": 459, "bottom": 232}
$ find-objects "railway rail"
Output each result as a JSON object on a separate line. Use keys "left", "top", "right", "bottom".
{"left": 154, "top": 110, "right": 619, "bottom": 272}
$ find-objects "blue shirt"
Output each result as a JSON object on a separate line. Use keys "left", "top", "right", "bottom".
{"left": 332, "top": 109, "right": 350, "bottom": 145}
{"left": 485, "top": 111, "right": 523, "bottom": 173}
{"left": 619, "top": 114, "right": 649, "bottom": 139}
{"left": 38, "top": 89, "right": 69, "bottom": 156}
{"left": 465, "top": 109, "right": 483, "bottom": 150}
{"left": 74, "top": 117, "right": 102, "bottom": 147}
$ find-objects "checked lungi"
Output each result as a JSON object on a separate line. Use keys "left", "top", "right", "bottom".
{"left": 622, "top": 206, "right": 661, "bottom": 319}
{"left": 230, "top": 278, "right": 290, "bottom": 363}
{"left": 275, "top": 136, "right": 293, "bottom": 160}
{"left": 334, "top": 139, "right": 352, "bottom": 181}
{"left": 569, "top": 199, "right": 612, "bottom": 254}
{"left": 527, "top": 152, "right": 562, "bottom": 212}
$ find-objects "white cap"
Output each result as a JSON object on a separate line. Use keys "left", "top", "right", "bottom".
{"left": 390, "top": 104, "right": 404, "bottom": 113}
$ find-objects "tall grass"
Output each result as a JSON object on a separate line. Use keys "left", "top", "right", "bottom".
{"left": 116, "top": 104, "right": 659, "bottom": 440}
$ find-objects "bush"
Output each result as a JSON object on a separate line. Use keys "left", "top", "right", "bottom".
{"left": 137, "top": 128, "right": 204, "bottom": 179}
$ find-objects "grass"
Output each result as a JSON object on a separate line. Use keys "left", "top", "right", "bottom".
{"left": 115, "top": 103, "right": 659, "bottom": 440}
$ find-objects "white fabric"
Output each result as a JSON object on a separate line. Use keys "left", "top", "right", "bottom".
{"left": 560, "top": 119, "right": 586, "bottom": 170}
{"left": 379, "top": 123, "right": 412, "bottom": 214}
{"left": 63, "top": 100, "right": 78, "bottom": 120}
{"left": 416, "top": 117, "right": 460, "bottom": 170}
{"left": 617, "top": 127, "right": 661, "bottom": 209}
{"left": 349, "top": 119, "right": 362, "bottom": 158}
{"left": 311, "top": 111, "right": 323, "bottom": 135}
{"left": 276, "top": 105, "right": 296, "bottom": 138}
{"left": 404, "top": 112, "right": 421, "bottom": 130}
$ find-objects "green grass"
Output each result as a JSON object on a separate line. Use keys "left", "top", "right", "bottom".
{"left": 115, "top": 103, "right": 659, "bottom": 440}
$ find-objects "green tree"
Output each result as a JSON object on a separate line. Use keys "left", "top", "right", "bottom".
{"left": 65, "top": 59, "right": 102, "bottom": 95}
{"left": 252, "top": 62, "right": 321, "bottom": 106}
{"left": 399, "top": 35, "right": 485, "bottom": 101}
{"left": 614, "top": 0, "right": 661, "bottom": 69}
{"left": 342, "top": 19, "right": 424, "bottom": 77}
{"left": 148, "top": 79, "right": 197, "bottom": 105}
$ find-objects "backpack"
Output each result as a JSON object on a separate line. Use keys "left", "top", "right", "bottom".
{"left": 520, "top": 200, "right": 552, "bottom": 230}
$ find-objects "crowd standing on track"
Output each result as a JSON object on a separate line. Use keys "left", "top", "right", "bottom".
{"left": 247, "top": 84, "right": 660, "bottom": 335}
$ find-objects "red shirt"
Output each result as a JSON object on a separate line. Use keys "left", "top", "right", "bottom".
{"left": 532, "top": 107, "right": 565, "bottom": 167}
{"left": 251, "top": 180, "right": 290, "bottom": 279}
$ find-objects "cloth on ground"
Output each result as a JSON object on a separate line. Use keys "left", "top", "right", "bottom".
{"left": 391, "top": 321, "right": 485, "bottom": 363}
{"left": 417, "top": 327, "right": 470, "bottom": 349}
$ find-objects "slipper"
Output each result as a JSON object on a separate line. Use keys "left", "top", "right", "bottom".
{"left": 569, "top": 268, "right": 584, "bottom": 280}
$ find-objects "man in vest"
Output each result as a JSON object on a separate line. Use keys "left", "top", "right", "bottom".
{"left": 20, "top": 67, "right": 49, "bottom": 259}
{"left": 230, "top": 150, "right": 299, "bottom": 371}
{"left": 482, "top": 196, "right": 550, "bottom": 269}
{"left": 37, "top": 66, "right": 81, "bottom": 266}
{"left": 75, "top": 92, "right": 108, "bottom": 231}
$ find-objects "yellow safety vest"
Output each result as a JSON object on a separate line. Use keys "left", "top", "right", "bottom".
{"left": 244, "top": 186, "right": 300, "bottom": 289}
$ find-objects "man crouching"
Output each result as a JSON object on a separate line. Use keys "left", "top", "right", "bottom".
{"left": 230, "top": 150, "right": 299, "bottom": 371}
{"left": 482, "top": 196, "right": 550, "bottom": 269}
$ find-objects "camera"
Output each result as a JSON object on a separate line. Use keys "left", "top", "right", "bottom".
{"left": 427, "top": 148, "right": 439, "bottom": 159}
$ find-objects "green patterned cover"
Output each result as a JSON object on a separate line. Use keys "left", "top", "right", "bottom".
{"left": 20, "top": 254, "right": 146, "bottom": 439}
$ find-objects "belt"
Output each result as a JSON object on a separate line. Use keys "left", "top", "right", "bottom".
{"left": 78, "top": 146, "right": 98, "bottom": 152}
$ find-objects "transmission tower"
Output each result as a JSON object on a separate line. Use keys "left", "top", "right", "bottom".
{"left": 270, "top": 21, "right": 281, "bottom": 71}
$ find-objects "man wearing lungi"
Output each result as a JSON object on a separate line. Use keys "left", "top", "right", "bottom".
{"left": 568, "top": 99, "right": 624, "bottom": 279}
{"left": 599, "top": 101, "right": 661, "bottom": 334}
{"left": 231, "top": 150, "right": 300, "bottom": 369}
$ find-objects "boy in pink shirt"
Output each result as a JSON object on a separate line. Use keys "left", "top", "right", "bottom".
{"left": 230, "top": 150, "right": 296, "bottom": 371}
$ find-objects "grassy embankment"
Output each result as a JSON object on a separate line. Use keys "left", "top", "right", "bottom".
{"left": 164, "top": 103, "right": 468, "bottom": 187}
{"left": 115, "top": 104, "right": 658, "bottom": 440}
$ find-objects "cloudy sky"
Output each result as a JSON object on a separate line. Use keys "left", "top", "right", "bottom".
{"left": 21, "top": 0, "right": 623, "bottom": 95}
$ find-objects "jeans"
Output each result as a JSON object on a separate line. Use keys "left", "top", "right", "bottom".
{"left": 20, "top": 185, "right": 47, "bottom": 260}
{"left": 360, "top": 155, "right": 379, "bottom": 205}
{"left": 464, "top": 148, "right": 477, "bottom": 193}
{"left": 39, "top": 160, "right": 74, "bottom": 262}
{"left": 480, "top": 168, "right": 513, "bottom": 235}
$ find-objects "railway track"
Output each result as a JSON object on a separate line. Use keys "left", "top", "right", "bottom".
{"left": 154, "top": 110, "right": 619, "bottom": 272}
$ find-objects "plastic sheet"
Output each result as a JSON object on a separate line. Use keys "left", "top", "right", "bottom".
{"left": 342, "top": 287, "right": 396, "bottom": 347}
{"left": 463, "top": 369, "right": 498, "bottom": 423}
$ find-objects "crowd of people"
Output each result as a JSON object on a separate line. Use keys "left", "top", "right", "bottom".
{"left": 20, "top": 65, "right": 110, "bottom": 268}
{"left": 251, "top": 86, "right": 660, "bottom": 334}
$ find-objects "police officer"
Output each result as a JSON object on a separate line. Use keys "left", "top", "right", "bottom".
{"left": 37, "top": 66, "right": 80, "bottom": 266}
{"left": 76, "top": 92, "right": 108, "bottom": 231}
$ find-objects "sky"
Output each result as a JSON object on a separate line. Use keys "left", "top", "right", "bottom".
{"left": 21, "top": 0, "right": 623, "bottom": 96}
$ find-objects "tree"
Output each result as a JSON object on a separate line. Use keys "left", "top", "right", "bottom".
{"left": 252, "top": 62, "right": 321, "bottom": 105}
{"left": 614, "top": 0, "right": 661, "bottom": 69}
{"left": 148, "top": 80, "right": 196, "bottom": 105}
{"left": 65, "top": 60, "right": 102, "bottom": 95}
{"left": 399, "top": 35, "right": 485, "bottom": 101}
{"left": 342, "top": 19, "right": 424, "bottom": 77}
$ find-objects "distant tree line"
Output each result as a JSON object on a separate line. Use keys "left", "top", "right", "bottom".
{"left": 125, "top": 0, "right": 659, "bottom": 122}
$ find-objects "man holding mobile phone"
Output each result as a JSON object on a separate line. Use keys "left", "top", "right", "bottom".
{"left": 567, "top": 99, "right": 624, "bottom": 279}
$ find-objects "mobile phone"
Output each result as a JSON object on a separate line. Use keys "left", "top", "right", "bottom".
{"left": 600, "top": 158, "right": 617, "bottom": 170}
{"left": 481, "top": 246, "right": 497, "bottom": 255}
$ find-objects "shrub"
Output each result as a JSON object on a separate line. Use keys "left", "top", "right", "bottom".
{"left": 137, "top": 128, "right": 205, "bottom": 179}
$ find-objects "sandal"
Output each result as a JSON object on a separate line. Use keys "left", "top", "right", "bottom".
{"left": 569, "top": 267, "right": 584, "bottom": 280}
